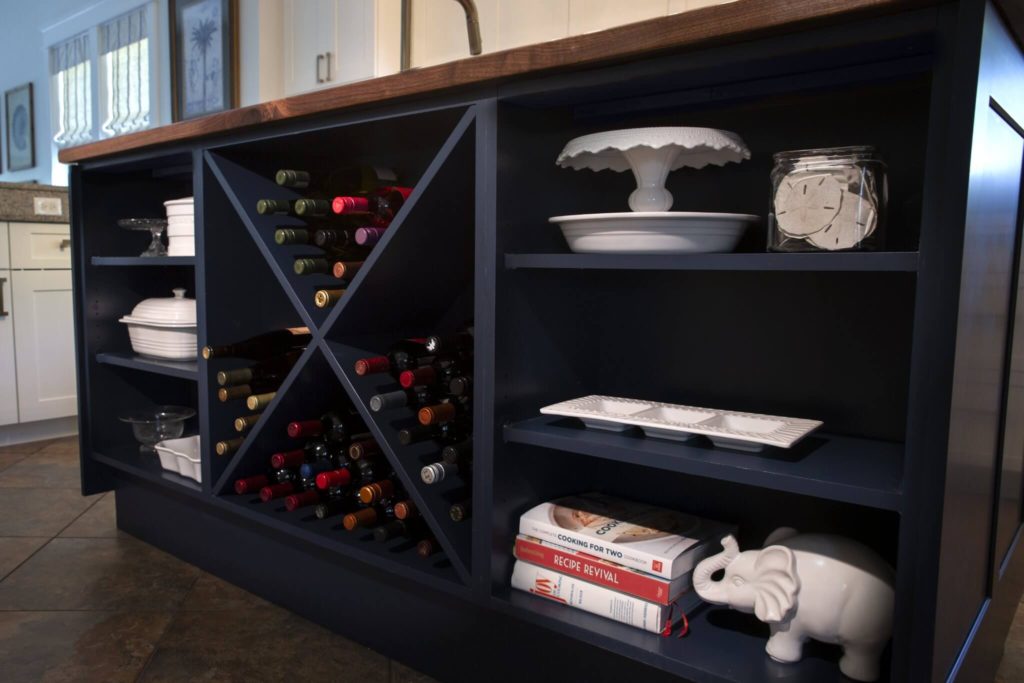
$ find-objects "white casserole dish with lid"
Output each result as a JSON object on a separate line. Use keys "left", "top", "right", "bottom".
{"left": 119, "top": 288, "right": 197, "bottom": 360}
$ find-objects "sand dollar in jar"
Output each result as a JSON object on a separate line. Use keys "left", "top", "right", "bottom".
{"left": 769, "top": 146, "right": 887, "bottom": 252}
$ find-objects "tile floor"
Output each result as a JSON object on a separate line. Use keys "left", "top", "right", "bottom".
{"left": 0, "top": 436, "right": 437, "bottom": 683}
{"left": 1, "top": 435, "right": 1023, "bottom": 682}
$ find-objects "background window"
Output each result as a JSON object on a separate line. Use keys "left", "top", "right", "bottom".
{"left": 99, "top": 5, "right": 152, "bottom": 137}
{"left": 49, "top": 32, "right": 93, "bottom": 148}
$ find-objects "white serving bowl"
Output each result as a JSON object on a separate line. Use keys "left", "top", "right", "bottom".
{"left": 164, "top": 197, "right": 194, "bottom": 218}
{"left": 155, "top": 434, "right": 201, "bottom": 482}
{"left": 550, "top": 212, "right": 759, "bottom": 254}
{"left": 119, "top": 288, "right": 197, "bottom": 360}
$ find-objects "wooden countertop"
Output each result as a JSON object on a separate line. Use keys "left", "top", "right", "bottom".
{"left": 60, "top": 0, "right": 927, "bottom": 164}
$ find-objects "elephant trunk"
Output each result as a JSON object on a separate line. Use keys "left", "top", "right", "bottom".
{"left": 693, "top": 535, "right": 740, "bottom": 603}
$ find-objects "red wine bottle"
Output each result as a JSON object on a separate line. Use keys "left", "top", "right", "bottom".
{"left": 398, "top": 361, "right": 460, "bottom": 390}
{"left": 347, "top": 437, "right": 381, "bottom": 460}
{"left": 354, "top": 339, "right": 431, "bottom": 376}
{"left": 287, "top": 411, "right": 365, "bottom": 443}
{"left": 203, "top": 327, "right": 311, "bottom": 361}
{"left": 368, "top": 386, "right": 435, "bottom": 412}
{"left": 259, "top": 468, "right": 302, "bottom": 502}
{"left": 234, "top": 474, "right": 270, "bottom": 495}
{"left": 417, "top": 538, "right": 440, "bottom": 558}
{"left": 332, "top": 187, "right": 412, "bottom": 221}
{"left": 217, "top": 350, "right": 301, "bottom": 387}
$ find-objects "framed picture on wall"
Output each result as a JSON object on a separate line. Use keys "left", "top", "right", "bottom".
{"left": 169, "top": 0, "right": 239, "bottom": 121}
{"left": 5, "top": 83, "right": 34, "bottom": 171}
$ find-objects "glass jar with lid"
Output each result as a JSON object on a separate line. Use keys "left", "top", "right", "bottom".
{"left": 768, "top": 146, "right": 887, "bottom": 252}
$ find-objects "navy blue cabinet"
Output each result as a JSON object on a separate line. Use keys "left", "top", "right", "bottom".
{"left": 69, "top": 3, "right": 1024, "bottom": 681}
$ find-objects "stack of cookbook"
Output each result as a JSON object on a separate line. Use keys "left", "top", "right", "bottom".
{"left": 512, "top": 492, "right": 734, "bottom": 634}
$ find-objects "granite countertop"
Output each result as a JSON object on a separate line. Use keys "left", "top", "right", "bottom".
{"left": 0, "top": 183, "right": 70, "bottom": 223}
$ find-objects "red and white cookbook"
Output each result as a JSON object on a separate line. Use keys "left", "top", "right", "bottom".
{"left": 518, "top": 492, "right": 733, "bottom": 580}
{"left": 514, "top": 534, "right": 689, "bottom": 605}
{"left": 510, "top": 560, "right": 699, "bottom": 634}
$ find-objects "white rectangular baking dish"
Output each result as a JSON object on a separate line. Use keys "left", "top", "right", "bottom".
{"left": 540, "top": 395, "right": 822, "bottom": 452}
{"left": 155, "top": 435, "right": 201, "bottom": 482}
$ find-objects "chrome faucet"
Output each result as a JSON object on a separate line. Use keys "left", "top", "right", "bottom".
{"left": 400, "top": 0, "right": 482, "bottom": 71}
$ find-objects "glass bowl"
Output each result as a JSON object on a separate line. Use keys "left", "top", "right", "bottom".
{"left": 119, "top": 405, "right": 196, "bottom": 450}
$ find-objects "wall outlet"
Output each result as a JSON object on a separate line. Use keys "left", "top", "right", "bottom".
{"left": 33, "top": 197, "right": 62, "bottom": 216}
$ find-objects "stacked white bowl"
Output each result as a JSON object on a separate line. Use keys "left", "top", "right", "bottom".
{"left": 164, "top": 197, "right": 195, "bottom": 256}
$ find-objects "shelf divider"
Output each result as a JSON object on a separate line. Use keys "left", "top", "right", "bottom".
{"left": 91, "top": 256, "right": 195, "bottom": 266}
{"left": 504, "top": 415, "right": 903, "bottom": 511}
{"left": 504, "top": 251, "right": 919, "bottom": 272}
{"left": 96, "top": 351, "right": 198, "bottom": 380}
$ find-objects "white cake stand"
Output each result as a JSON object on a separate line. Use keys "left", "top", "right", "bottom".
{"left": 556, "top": 127, "right": 751, "bottom": 212}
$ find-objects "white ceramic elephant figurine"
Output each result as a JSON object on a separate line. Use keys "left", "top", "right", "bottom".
{"left": 692, "top": 527, "right": 895, "bottom": 682}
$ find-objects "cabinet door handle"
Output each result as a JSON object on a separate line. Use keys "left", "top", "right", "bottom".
{"left": 316, "top": 54, "right": 325, "bottom": 83}
{"left": 0, "top": 278, "right": 7, "bottom": 317}
{"left": 324, "top": 52, "right": 332, "bottom": 82}
{"left": 59, "top": 238, "right": 71, "bottom": 251}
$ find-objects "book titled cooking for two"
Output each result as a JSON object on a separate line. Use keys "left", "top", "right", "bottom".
{"left": 511, "top": 492, "right": 734, "bottom": 634}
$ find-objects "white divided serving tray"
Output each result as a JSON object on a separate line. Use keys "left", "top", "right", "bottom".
{"left": 155, "top": 435, "right": 201, "bottom": 482}
{"left": 540, "top": 395, "right": 822, "bottom": 452}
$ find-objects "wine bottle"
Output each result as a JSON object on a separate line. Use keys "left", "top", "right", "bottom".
{"left": 269, "top": 448, "right": 308, "bottom": 469}
{"left": 398, "top": 362, "right": 459, "bottom": 390}
{"left": 284, "top": 489, "right": 324, "bottom": 512}
{"left": 256, "top": 198, "right": 298, "bottom": 215}
{"left": 314, "top": 288, "right": 345, "bottom": 308}
{"left": 293, "top": 257, "right": 331, "bottom": 276}
{"left": 416, "top": 538, "right": 440, "bottom": 558}
{"left": 397, "top": 419, "right": 469, "bottom": 446}
{"left": 354, "top": 339, "right": 432, "bottom": 376}
{"left": 203, "top": 327, "right": 311, "bottom": 361}
{"left": 373, "top": 518, "right": 426, "bottom": 542}
{"left": 217, "top": 350, "right": 302, "bottom": 387}
{"left": 216, "top": 437, "right": 245, "bottom": 456}
{"left": 274, "top": 228, "right": 315, "bottom": 245}
{"left": 343, "top": 504, "right": 396, "bottom": 531}
{"left": 354, "top": 227, "right": 386, "bottom": 247}
{"left": 420, "top": 460, "right": 466, "bottom": 485}
{"left": 449, "top": 499, "right": 472, "bottom": 522}
{"left": 218, "top": 380, "right": 281, "bottom": 403}
{"left": 314, "top": 492, "right": 359, "bottom": 520}
{"left": 332, "top": 260, "right": 364, "bottom": 280}
{"left": 258, "top": 468, "right": 302, "bottom": 502}
{"left": 368, "top": 386, "right": 435, "bottom": 413}
{"left": 287, "top": 411, "right": 364, "bottom": 443}
{"left": 348, "top": 437, "right": 381, "bottom": 460}
{"left": 246, "top": 392, "right": 277, "bottom": 411}
{"left": 426, "top": 328, "right": 474, "bottom": 354}
{"left": 394, "top": 500, "right": 418, "bottom": 520}
{"left": 313, "top": 228, "right": 360, "bottom": 250}
{"left": 442, "top": 439, "right": 472, "bottom": 464}
{"left": 315, "top": 466, "right": 354, "bottom": 490}
{"left": 448, "top": 374, "right": 473, "bottom": 397}
{"left": 275, "top": 166, "right": 398, "bottom": 195}
{"left": 332, "top": 187, "right": 412, "bottom": 221}
{"left": 418, "top": 398, "right": 470, "bottom": 426}
{"left": 234, "top": 474, "right": 269, "bottom": 495}
{"left": 234, "top": 413, "right": 263, "bottom": 433}
{"left": 294, "top": 198, "right": 333, "bottom": 217}
{"left": 358, "top": 479, "right": 396, "bottom": 505}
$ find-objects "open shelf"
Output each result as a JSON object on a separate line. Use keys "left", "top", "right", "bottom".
{"left": 504, "top": 251, "right": 920, "bottom": 272}
{"left": 91, "top": 256, "right": 196, "bottom": 266}
{"left": 493, "top": 589, "right": 866, "bottom": 683}
{"left": 504, "top": 416, "right": 903, "bottom": 511}
{"left": 95, "top": 352, "right": 198, "bottom": 380}
{"left": 92, "top": 446, "right": 203, "bottom": 495}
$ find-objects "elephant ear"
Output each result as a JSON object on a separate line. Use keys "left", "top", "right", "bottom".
{"left": 752, "top": 545, "right": 800, "bottom": 624}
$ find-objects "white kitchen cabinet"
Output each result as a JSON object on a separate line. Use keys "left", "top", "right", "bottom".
{"left": 0, "top": 222, "right": 15, "bottom": 426}
{"left": 9, "top": 222, "right": 71, "bottom": 269}
{"left": 10, "top": 269, "right": 77, "bottom": 423}
{"left": 282, "top": 0, "right": 401, "bottom": 96}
